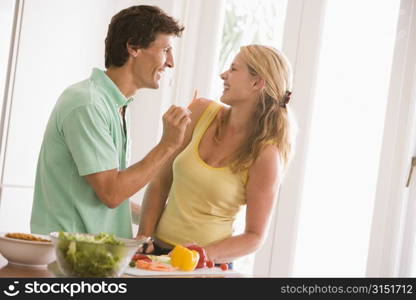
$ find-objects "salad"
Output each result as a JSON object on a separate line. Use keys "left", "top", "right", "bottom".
{"left": 56, "top": 232, "right": 126, "bottom": 277}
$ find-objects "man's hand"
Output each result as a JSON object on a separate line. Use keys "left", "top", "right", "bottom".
{"left": 160, "top": 105, "right": 191, "bottom": 151}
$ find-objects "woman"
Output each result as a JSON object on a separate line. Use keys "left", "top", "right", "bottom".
{"left": 137, "top": 45, "right": 296, "bottom": 267}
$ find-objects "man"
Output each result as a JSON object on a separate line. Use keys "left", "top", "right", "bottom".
{"left": 30, "top": 5, "right": 188, "bottom": 239}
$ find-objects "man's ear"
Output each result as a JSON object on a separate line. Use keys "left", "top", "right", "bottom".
{"left": 126, "top": 43, "right": 140, "bottom": 58}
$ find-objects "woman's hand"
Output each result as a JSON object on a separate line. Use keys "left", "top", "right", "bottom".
{"left": 136, "top": 235, "right": 155, "bottom": 254}
{"left": 184, "top": 244, "right": 208, "bottom": 268}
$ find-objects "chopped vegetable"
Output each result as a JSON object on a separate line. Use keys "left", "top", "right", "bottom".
{"left": 147, "top": 254, "right": 171, "bottom": 265}
{"left": 130, "top": 253, "right": 174, "bottom": 272}
{"left": 170, "top": 245, "right": 199, "bottom": 271}
{"left": 58, "top": 231, "right": 123, "bottom": 245}
{"left": 220, "top": 263, "right": 228, "bottom": 271}
{"left": 132, "top": 254, "right": 152, "bottom": 262}
{"left": 135, "top": 259, "right": 175, "bottom": 272}
{"left": 56, "top": 231, "right": 126, "bottom": 277}
{"left": 185, "top": 245, "right": 207, "bottom": 268}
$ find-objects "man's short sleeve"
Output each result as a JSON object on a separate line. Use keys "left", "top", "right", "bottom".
{"left": 62, "top": 104, "right": 119, "bottom": 176}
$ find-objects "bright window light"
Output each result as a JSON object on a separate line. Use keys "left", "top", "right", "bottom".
{"left": 213, "top": 0, "right": 288, "bottom": 101}
{"left": 215, "top": 0, "right": 288, "bottom": 274}
{"left": 293, "top": 0, "right": 401, "bottom": 277}
{"left": 0, "top": 0, "right": 16, "bottom": 115}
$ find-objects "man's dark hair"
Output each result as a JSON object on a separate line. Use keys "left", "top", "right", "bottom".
{"left": 105, "top": 5, "right": 184, "bottom": 68}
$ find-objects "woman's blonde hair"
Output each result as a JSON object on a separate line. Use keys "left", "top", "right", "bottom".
{"left": 216, "top": 45, "right": 296, "bottom": 173}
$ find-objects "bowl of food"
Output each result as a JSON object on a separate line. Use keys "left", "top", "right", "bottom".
{"left": 50, "top": 232, "right": 147, "bottom": 277}
{"left": 0, "top": 232, "right": 55, "bottom": 266}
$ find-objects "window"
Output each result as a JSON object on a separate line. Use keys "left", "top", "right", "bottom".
{"left": 212, "top": 0, "right": 288, "bottom": 100}
{"left": 215, "top": 0, "right": 288, "bottom": 274}
{"left": 292, "top": 0, "right": 401, "bottom": 277}
{"left": 0, "top": 0, "right": 16, "bottom": 119}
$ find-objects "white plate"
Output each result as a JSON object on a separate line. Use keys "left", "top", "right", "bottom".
{"left": 0, "top": 232, "right": 55, "bottom": 266}
{"left": 124, "top": 266, "right": 242, "bottom": 277}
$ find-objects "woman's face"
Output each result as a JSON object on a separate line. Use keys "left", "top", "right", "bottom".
{"left": 220, "top": 53, "right": 258, "bottom": 106}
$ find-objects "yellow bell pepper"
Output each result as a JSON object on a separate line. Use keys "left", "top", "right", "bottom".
{"left": 170, "top": 245, "right": 200, "bottom": 271}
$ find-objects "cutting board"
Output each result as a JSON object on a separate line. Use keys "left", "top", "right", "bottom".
{"left": 47, "top": 261, "right": 245, "bottom": 278}
{"left": 123, "top": 266, "right": 243, "bottom": 277}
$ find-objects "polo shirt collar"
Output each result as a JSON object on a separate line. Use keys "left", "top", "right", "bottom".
{"left": 90, "top": 68, "right": 134, "bottom": 107}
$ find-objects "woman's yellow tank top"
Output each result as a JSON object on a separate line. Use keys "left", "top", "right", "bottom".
{"left": 154, "top": 101, "right": 248, "bottom": 247}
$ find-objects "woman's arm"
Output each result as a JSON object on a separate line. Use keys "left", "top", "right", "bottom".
{"left": 136, "top": 156, "right": 175, "bottom": 238}
{"left": 137, "top": 98, "right": 212, "bottom": 239}
{"left": 204, "top": 144, "right": 282, "bottom": 263}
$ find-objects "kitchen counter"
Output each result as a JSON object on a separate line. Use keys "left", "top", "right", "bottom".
{"left": 0, "top": 254, "right": 246, "bottom": 278}
{"left": 0, "top": 255, "right": 52, "bottom": 277}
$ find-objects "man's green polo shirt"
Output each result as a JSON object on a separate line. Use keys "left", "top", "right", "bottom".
{"left": 31, "top": 68, "right": 134, "bottom": 238}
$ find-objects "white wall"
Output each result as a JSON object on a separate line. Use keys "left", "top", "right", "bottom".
{"left": 0, "top": 0, "right": 156, "bottom": 232}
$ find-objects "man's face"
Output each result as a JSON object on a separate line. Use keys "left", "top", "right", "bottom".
{"left": 133, "top": 33, "right": 174, "bottom": 89}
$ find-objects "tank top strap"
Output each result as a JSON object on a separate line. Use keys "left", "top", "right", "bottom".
{"left": 193, "top": 101, "right": 223, "bottom": 140}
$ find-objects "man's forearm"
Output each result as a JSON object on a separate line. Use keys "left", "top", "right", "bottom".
{"left": 112, "top": 142, "right": 174, "bottom": 206}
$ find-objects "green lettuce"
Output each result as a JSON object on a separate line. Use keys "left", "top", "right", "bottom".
{"left": 57, "top": 232, "right": 126, "bottom": 277}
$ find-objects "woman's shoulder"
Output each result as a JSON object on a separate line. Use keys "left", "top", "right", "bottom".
{"left": 248, "top": 143, "right": 281, "bottom": 178}
{"left": 258, "top": 144, "right": 280, "bottom": 164}
{"left": 188, "top": 98, "right": 223, "bottom": 123}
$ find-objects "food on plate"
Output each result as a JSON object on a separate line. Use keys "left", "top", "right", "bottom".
{"left": 131, "top": 253, "right": 152, "bottom": 263}
{"left": 170, "top": 245, "right": 199, "bottom": 271}
{"left": 130, "top": 253, "right": 174, "bottom": 272}
{"left": 55, "top": 231, "right": 125, "bottom": 277}
{"left": 129, "top": 245, "right": 230, "bottom": 273}
{"left": 220, "top": 263, "right": 228, "bottom": 271}
{"left": 135, "top": 259, "right": 174, "bottom": 272}
{"left": 185, "top": 244, "right": 207, "bottom": 268}
{"left": 147, "top": 254, "right": 172, "bottom": 265}
{"left": 5, "top": 232, "right": 51, "bottom": 243}
{"left": 206, "top": 260, "right": 214, "bottom": 268}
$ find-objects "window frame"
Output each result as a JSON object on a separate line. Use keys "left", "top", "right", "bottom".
{"left": 367, "top": 0, "right": 416, "bottom": 277}
{"left": 253, "top": 0, "right": 328, "bottom": 277}
{"left": 254, "top": 0, "right": 416, "bottom": 277}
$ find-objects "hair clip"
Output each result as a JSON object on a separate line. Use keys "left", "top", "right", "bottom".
{"left": 284, "top": 91, "right": 292, "bottom": 104}
{"left": 279, "top": 91, "right": 292, "bottom": 108}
